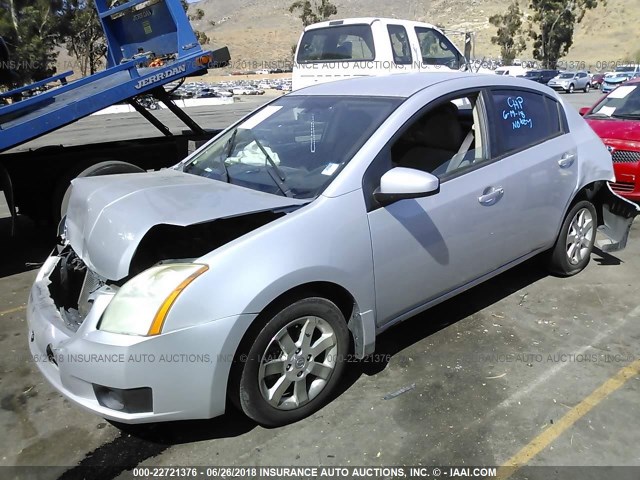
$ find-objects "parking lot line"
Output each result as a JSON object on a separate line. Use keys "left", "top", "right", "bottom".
{"left": 496, "top": 357, "right": 640, "bottom": 479}
{"left": 0, "top": 305, "right": 26, "bottom": 316}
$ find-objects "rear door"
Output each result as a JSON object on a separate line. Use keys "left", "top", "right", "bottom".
{"left": 485, "top": 89, "right": 577, "bottom": 256}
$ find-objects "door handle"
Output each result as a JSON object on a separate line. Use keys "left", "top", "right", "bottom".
{"left": 558, "top": 153, "right": 575, "bottom": 168}
{"left": 478, "top": 186, "right": 504, "bottom": 206}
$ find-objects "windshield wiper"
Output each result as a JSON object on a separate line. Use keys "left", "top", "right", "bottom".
{"left": 245, "top": 130, "right": 294, "bottom": 198}
{"left": 611, "top": 113, "right": 640, "bottom": 120}
{"left": 586, "top": 112, "right": 614, "bottom": 118}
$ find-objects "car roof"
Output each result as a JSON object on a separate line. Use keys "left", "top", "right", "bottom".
{"left": 289, "top": 72, "right": 554, "bottom": 98}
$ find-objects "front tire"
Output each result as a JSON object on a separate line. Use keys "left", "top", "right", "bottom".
{"left": 232, "top": 297, "right": 349, "bottom": 427}
{"left": 568, "top": 84, "right": 575, "bottom": 93}
{"left": 547, "top": 200, "right": 597, "bottom": 276}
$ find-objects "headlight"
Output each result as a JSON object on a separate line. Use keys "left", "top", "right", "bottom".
{"left": 99, "top": 264, "right": 208, "bottom": 336}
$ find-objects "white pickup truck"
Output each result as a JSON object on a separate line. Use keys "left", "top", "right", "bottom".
{"left": 292, "top": 17, "right": 467, "bottom": 90}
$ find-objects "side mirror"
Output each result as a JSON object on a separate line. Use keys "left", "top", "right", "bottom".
{"left": 579, "top": 107, "right": 590, "bottom": 116}
{"left": 373, "top": 167, "right": 440, "bottom": 207}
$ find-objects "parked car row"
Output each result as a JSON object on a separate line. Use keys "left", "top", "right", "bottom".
{"left": 219, "top": 78, "right": 293, "bottom": 94}
{"left": 163, "top": 78, "right": 292, "bottom": 100}
{"left": 166, "top": 81, "right": 233, "bottom": 100}
{"left": 515, "top": 65, "right": 640, "bottom": 94}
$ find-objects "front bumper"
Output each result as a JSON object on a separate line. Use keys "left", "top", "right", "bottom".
{"left": 27, "top": 255, "right": 256, "bottom": 423}
{"left": 611, "top": 161, "right": 640, "bottom": 201}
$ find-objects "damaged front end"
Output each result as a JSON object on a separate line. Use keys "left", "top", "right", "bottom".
{"left": 47, "top": 246, "right": 106, "bottom": 332}
{"left": 49, "top": 207, "right": 291, "bottom": 332}
{"left": 28, "top": 181, "right": 295, "bottom": 421}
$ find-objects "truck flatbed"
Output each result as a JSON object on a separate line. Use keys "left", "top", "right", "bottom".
{"left": 0, "top": 0, "right": 230, "bottom": 226}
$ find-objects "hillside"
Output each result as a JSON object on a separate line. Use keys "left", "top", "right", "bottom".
{"left": 191, "top": 0, "right": 639, "bottom": 71}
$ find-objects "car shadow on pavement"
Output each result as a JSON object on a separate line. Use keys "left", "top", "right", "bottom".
{"left": 59, "top": 410, "right": 257, "bottom": 480}
{"left": 340, "top": 257, "right": 549, "bottom": 384}
{"left": 591, "top": 246, "right": 622, "bottom": 266}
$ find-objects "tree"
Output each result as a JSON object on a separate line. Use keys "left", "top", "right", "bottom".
{"left": 0, "top": 0, "right": 63, "bottom": 86}
{"left": 489, "top": 2, "right": 527, "bottom": 66}
{"left": 289, "top": 0, "right": 337, "bottom": 27}
{"left": 181, "top": 0, "right": 209, "bottom": 44}
{"left": 528, "top": 0, "right": 602, "bottom": 69}
{"left": 60, "top": 0, "right": 106, "bottom": 76}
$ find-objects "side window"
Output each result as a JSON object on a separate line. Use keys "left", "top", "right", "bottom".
{"left": 391, "top": 92, "right": 487, "bottom": 179}
{"left": 414, "top": 27, "right": 461, "bottom": 69}
{"left": 489, "top": 90, "right": 563, "bottom": 156}
{"left": 387, "top": 24, "right": 412, "bottom": 65}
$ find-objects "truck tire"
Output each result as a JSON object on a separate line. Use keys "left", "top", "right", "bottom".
{"left": 56, "top": 160, "right": 145, "bottom": 220}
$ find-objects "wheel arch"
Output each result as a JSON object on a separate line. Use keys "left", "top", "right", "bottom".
{"left": 563, "top": 180, "right": 639, "bottom": 252}
{"left": 234, "top": 281, "right": 363, "bottom": 360}
{"left": 225, "top": 280, "right": 371, "bottom": 410}
{"left": 567, "top": 181, "right": 604, "bottom": 223}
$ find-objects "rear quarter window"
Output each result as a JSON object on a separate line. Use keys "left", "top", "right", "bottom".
{"left": 489, "top": 89, "right": 564, "bottom": 157}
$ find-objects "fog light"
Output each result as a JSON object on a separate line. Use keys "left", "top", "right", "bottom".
{"left": 93, "top": 385, "right": 153, "bottom": 413}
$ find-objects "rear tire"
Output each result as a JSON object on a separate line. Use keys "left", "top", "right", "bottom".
{"left": 547, "top": 200, "right": 597, "bottom": 276}
{"left": 231, "top": 297, "right": 349, "bottom": 427}
{"left": 584, "top": 83, "right": 590, "bottom": 93}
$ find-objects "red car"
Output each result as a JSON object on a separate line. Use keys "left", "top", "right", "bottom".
{"left": 580, "top": 78, "right": 640, "bottom": 201}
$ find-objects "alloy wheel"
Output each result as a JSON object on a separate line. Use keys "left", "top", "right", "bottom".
{"left": 566, "top": 207, "right": 594, "bottom": 265}
{"left": 258, "top": 316, "right": 338, "bottom": 410}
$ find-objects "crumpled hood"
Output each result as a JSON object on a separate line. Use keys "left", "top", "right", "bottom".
{"left": 65, "top": 169, "right": 307, "bottom": 280}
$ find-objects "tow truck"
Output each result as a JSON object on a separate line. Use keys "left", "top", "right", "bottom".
{"left": 0, "top": 0, "right": 230, "bottom": 227}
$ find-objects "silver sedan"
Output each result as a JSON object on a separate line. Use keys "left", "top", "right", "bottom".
{"left": 27, "top": 73, "right": 638, "bottom": 427}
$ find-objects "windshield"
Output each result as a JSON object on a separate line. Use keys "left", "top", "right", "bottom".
{"left": 183, "top": 95, "right": 401, "bottom": 198}
{"left": 524, "top": 71, "right": 539, "bottom": 77}
{"left": 559, "top": 73, "right": 574, "bottom": 79}
{"left": 615, "top": 66, "right": 636, "bottom": 73}
{"left": 589, "top": 84, "right": 640, "bottom": 119}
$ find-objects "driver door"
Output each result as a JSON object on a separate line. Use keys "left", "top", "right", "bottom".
{"left": 366, "top": 91, "right": 514, "bottom": 326}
